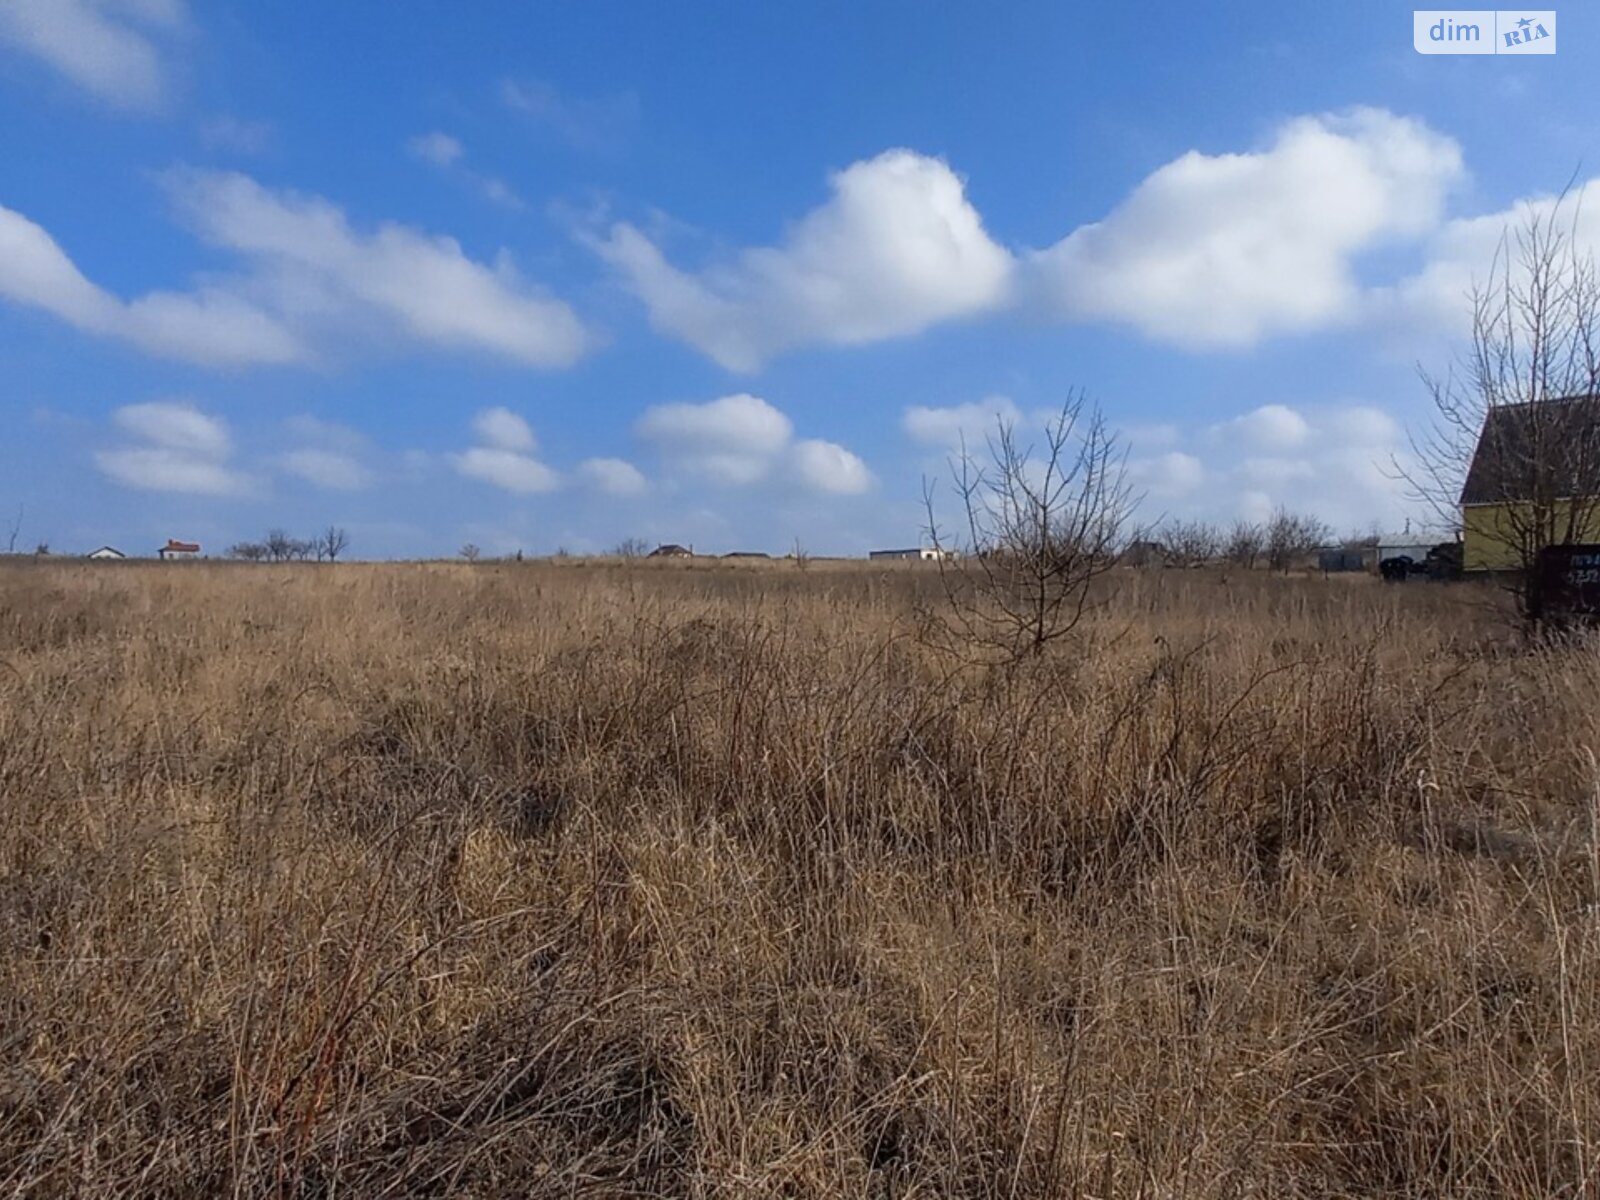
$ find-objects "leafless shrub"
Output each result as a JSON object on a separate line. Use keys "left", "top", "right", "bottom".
{"left": 1161, "top": 519, "right": 1222, "bottom": 568}
{"left": 924, "top": 390, "right": 1141, "bottom": 658}
{"left": 1226, "top": 518, "right": 1265, "bottom": 569}
{"left": 1265, "top": 507, "right": 1332, "bottom": 572}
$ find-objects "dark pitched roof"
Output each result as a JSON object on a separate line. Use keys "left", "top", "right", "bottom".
{"left": 648, "top": 543, "right": 692, "bottom": 557}
{"left": 1460, "top": 395, "right": 1600, "bottom": 506}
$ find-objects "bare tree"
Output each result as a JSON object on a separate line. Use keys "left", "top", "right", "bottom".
{"left": 459, "top": 543, "right": 481, "bottom": 563}
{"left": 319, "top": 526, "right": 349, "bottom": 562}
{"left": 1403, "top": 187, "right": 1600, "bottom": 621}
{"left": 791, "top": 537, "right": 810, "bottom": 572}
{"left": 1265, "top": 508, "right": 1332, "bottom": 573}
{"left": 612, "top": 537, "right": 650, "bottom": 558}
{"left": 4, "top": 505, "right": 21, "bottom": 555}
{"left": 1225, "top": 519, "right": 1265, "bottom": 569}
{"left": 229, "top": 542, "right": 269, "bottom": 562}
{"left": 1162, "top": 519, "right": 1222, "bottom": 569}
{"left": 923, "top": 391, "right": 1140, "bottom": 659}
{"left": 265, "top": 529, "right": 294, "bottom": 562}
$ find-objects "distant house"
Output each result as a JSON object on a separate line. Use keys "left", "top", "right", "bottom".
{"left": 648, "top": 543, "right": 693, "bottom": 558}
{"left": 86, "top": 546, "right": 126, "bottom": 560}
{"left": 1461, "top": 396, "right": 1600, "bottom": 571}
{"left": 869, "top": 547, "right": 954, "bottom": 562}
{"left": 158, "top": 539, "right": 201, "bottom": 560}
{"left": 1122, "top": 540, "right": 1167, "bottom": 568}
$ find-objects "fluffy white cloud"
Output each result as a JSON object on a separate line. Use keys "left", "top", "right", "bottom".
{"left": 578, "top": 456, "right": 648, "bottom": 497}
{"left": 471, "top": 406, "right": 536, "bottom": 452}
{"left": 1376, "top": 177, "right": 1600, "bottom": 335}
{"left": 635, "top": 393, "right": 794, "bottom": 484}
{"left": 406, "top": 133, "right": 522, "bottom": 209}
{"left": 280, "top": 448, "right": 371, "bottom": 491}
{"left": 594, "top": 149, "right": 1013, "bottom": 370}
{"left": 902, "top": 396, "right": 1024, "bottom": 449}
{"left": 634, "top": 393, "right": 869, "bottom": 494}
{"left": 1129, "top": 450, "right": 1206, "bottom": 499}
{"left": 96, "top": 401, "right": 250, "bottom": 495}
{"left": 452, "top": 408, "right": 559, "bottom": 494}
{"left": 1030, "top": 109, "right": 1463, "bottom": 347}
{"left": 791, "top": 439, "right": 872, "bottom": 494}
{"left": 408, "top": 131, "right": 464, "bottom": 167}
{"left": 453, "top": 447, "right": 559, "bottom": 494}
{"left": 114, "top": 400, "right": 228, "bottom": 456}
{"left": 165, "top": 170, "right": 582, "bottom": 365}
{"left": 0, "top": 204, "right": 303, "bottom": 366}
{"left": 0, "top": 0, "right": 186, "bottom": 110}
{"left": 1137, "top": 401, "right": 1419, "bottom": 529}
{"left": 1213, "top": 404, "right": 1312, "bottom": 451}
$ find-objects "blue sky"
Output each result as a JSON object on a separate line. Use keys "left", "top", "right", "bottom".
{"left": 2, "top": 1, "right": 1597, "bottom": 558}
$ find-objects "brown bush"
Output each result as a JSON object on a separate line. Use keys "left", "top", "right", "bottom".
{"left": 0, "top": 559, "right": 1596, "bottom": 1196}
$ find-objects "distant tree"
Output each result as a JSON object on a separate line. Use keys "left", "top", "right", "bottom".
{"left": 229, "top": 542, "right": 269, "bottom": 562}
{"left": 459, "top": 543, "right": 481, "bottom": 562}
{"left": 1265, "top": 508, "right": 1333, "bottom": 572}
{"left": 792, "top": 537, "right": 811, "bottom": 571}
{"left": 612, "top": 537, "right": 650, "bottom": 558}
{"left": 33, "top": 542, "right": 49, "bottom": 557}
{"left": 4, "top": 504, "right": 21, "bottom": 554}
{"left": 318, "top": 526, "right": 349, "bottom": 562}
{"left": 288, "top": 538, "right": 316, "bottom": 561}
{"left": 1161, "top": 519, "right": 1222, "bottom": 568}
{"left": 1225, "top": 520, "right": 1265, "bottom": 569}
{"left": 265, "top": 529, "right": 294, "bottom": 562}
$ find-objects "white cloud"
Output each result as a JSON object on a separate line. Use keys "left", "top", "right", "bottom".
{"left": 199, "top": 115, "right": 275, "bottom": 155}
{"left": 500, "top": 78, "right": 639, "bottom": 155}
{"left": 96, "top": 401, "right": 250, "bottom": 495}
{"left": 791, "top": 438, "right": 872, "bottom": 494}
{"left": 452, "top": 408, "right": 559, "bottom": 494}
{"left": 1133, "top": 401, "right": 1421, "bottom": 529}
{"left": 902, "top": 396, "right": 1024, "bottom": 449}
{"left": 634, "top": 392, "right": 869, "bottom": 494}
{"left": 1376, "top": 177, "right": 1600, "bottom": 335}
{"left": 0, "top": 204, "right": 303, "bottom": 366}
{"left": 114, "top": 400, "right": 229, "bottom": 456}
{"left": 407, "top": 132, "right": 523, "bottom": 209}
{"left": 280, "top": 448, "right": 371, "bottom": 491}
{"left": 0, "top": 0, "right": 186, "bottom": 110}
{"left": 1030, "top": 109, "right": 1463, "bottom": 347}
{"left": 594, "top": 149, "right": 1013, "bottom": 370}
{"left": 1213, "top": 404, "right": 1312, "bottom": 451}
{"left": 578, "top": 456, "right": 648, "bottom": 497}
{"left": 635, "top": 393, "right": 794, "bottom": 484}
{"left": 452, "top": 447, "right": 559, "bottom": 494}
{"left": 1129, "top": 450, "right": 1206, "bottom": 499}
{"left": 165, "top": 170, "right": 584, "bottom": 366}
{"left": 408, "top": 131, "right": 464, "bottom": 167}
{"left": 471, "top": 406, "right": 536, "bottom": 452}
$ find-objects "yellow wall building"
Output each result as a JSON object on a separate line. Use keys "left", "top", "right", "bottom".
{"left": 1459, "top": 397, "right": 1600, "bottom": 572}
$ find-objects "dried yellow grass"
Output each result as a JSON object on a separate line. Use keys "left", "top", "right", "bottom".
{"left": 0, "top": 559, "right": 1596, "bottom": 1196}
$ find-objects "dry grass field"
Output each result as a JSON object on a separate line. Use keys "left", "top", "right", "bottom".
{"left": 2, "top": 558, "right": 1598, "bottom": 1197}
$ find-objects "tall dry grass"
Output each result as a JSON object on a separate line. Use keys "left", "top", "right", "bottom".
{"left": 0, "top": 559, "right": 1597, "bottom": 1197}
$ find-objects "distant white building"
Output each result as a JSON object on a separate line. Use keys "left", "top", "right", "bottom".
{"left": 1376, "top": 533, "right": 1445, "bottom": 564}
{"left": 158, "top": 539, "right": 201, "bottom": 560}
{"left": 869, "top": 547, "right": 956, "bottom": 561}
{"left": 86, "top": 546, "right": 126, "bottom": 560}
